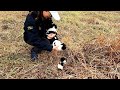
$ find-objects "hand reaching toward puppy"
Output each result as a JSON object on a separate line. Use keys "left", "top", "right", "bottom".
{"left": 52, "top": 45, "right": 59, "bottom": 51}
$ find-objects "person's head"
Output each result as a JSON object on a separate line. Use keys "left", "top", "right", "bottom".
{"left": 42, "top": 11, "right": 60, "bottom": 20}
{"left": 42, "top": 11, "right": 52, "bottom": 19}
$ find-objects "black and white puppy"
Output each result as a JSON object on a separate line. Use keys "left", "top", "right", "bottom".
{"left": 46, "top": 24, "right": 57, "bottom": 35}
{"left": 52, "top": 40, "right": 66, "bottom": 51}
{"left": 57, "top": 57, "right": 67, "bottom": 70}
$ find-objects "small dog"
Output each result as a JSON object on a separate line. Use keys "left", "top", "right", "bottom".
{"left": 52, "top": 40, "right": 66, "bottom": 51}
{"left": 51, "top": 39, "right": 66, "bottom": 59}
{"left": 46, "top": 24, "right": 57, "bottom": 35}
{"left": 57, "top": 57, "right": 67, "bottom": 70}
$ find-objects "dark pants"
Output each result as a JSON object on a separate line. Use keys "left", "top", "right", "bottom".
{"left": 24, "top": 37, "right": 53, "bottom": 54}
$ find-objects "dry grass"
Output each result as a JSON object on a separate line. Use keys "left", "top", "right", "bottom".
{"left": 0, "top": 11, "right": 120, "bottom": 79}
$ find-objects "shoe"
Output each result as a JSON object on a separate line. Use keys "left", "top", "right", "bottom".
{"left": 31, "top": 51, "right": 38, "bottom": 61}
{"left": 30, "top": 47, "right": 42, "bottom": 61}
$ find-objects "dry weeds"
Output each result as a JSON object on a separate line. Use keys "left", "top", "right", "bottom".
{"left": 0, "top": 11, "right": 120, "bottom": 79}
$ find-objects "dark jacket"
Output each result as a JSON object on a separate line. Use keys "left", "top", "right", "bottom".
{"left": 23, "top": 11, "right": 55, "bottom": 51}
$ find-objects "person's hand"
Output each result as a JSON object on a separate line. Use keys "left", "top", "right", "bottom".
{"left": 52, "top": 45, "right": 59, "bottom": 51}
{"left": 47, "top": 33, "right": 56, "bottom": 39}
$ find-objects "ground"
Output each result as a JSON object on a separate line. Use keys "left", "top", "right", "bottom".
{"left": 0, "top": 11, "right": 120, "bottom": 79}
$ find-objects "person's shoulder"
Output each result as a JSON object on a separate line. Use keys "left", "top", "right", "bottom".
{"left": 28, "top": 11, "right": 39, "bottom": 19}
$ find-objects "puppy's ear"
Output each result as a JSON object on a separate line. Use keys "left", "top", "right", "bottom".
{"left": 61, "top": 43, "right": 66, "bottom": 50}
{"left": 52, "top": 24, "right": 57, "bottom": 29}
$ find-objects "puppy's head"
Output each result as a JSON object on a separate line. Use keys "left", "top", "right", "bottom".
{"left": 52, "top": 40, "right": 61, "bottom": 47}
{"left": 46, "top": 24, "right": 57, "bottom": 35}
{"left": 52, "top": 40, "right": 66, "bottom": 51}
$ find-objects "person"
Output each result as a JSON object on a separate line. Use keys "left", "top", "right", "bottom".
{"left": 23, "top": 11, "right": 60, "bottom": 61}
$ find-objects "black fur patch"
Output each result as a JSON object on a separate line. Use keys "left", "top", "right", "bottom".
{"left": 61, "top": 43, "right": 66, "bottom": 50}
{"left": 46, "top": 31, "right": 57, "bottom": 34}
{"left": 52, "top": 24, "right": 57, "bottom": 29}
{"left": 60, "top": 57, "right": 66, "bottom": 66}
{"left": 61, "top": 57, "right": 66, "bottom": 62}
{"left": 49, "top": 23, "right": 57, "bottom": 29}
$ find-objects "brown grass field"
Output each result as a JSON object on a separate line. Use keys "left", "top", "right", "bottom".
{"left": 0, "top": 11, "right": 120, "bottom": 79}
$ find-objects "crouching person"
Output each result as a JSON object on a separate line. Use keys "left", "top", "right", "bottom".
{"left": 23, "top": 11, "right": 60, "bottom": 61}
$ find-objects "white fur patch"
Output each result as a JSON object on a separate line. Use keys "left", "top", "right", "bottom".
{"left": 52, "top": 40, "right": 61, "bottom": 46}
{"left": 52, "top": 40, "right": 63, "bottom": 51}
{"left": 46, "top": 26, "right": 57, "bottom": 33}
{"left": 63, "top": 60, "right": 67, "bottom": 64}
{"left": 57, "top": 64, "right": 63, "bottom": 70}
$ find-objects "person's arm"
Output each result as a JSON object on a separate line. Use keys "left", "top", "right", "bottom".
{"left": 24, "top": 12, "right": 38, "bottom": 32}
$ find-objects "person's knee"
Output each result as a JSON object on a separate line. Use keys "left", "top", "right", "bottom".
{"left": 45, "top": 45, "right": 53, "bottom": 52}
